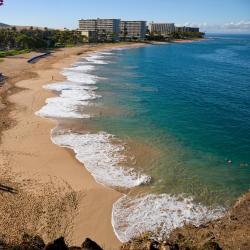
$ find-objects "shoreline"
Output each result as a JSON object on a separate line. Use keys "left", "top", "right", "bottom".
{"left": 0, "top": 43, "right": 145, "bottom": 249}
{"left": 146, "top": 37, "right": 207, "bottom": 45}
{"left": 43, "top": 42, "right": 225, "bottom": 245}
{"left": 172, "top": 38, "right": 208, "bottom": 43}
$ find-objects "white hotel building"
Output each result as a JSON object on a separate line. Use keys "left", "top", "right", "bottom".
{"left": 79, "top": 18, "right": 147, "bottom": 41}
{"left": 120, "top": 21, "right": 147, "bottom": 39}
{"left": 149, "top": 22, "right": 176, "bottom": 36}
{"left": 79, "top": 18, "right": 121, "bottom": 41}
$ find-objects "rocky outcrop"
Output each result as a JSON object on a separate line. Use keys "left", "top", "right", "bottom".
{"left": 81, "top": 238, "right": 103, "bottom": 250}
{"left": 121, "top": 191, "right": 250, "bottom": 250}
{"left": 21, "top": 234, "right": 46, "bottom": 249}
{"left": 0, "top": 235, "right": 103, "bottom": 250}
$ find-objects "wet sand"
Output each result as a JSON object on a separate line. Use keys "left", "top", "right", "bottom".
{"left": 0, "top": 43, "right": 144, "bottom": 249}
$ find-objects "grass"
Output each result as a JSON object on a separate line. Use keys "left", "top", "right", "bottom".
{"left": 0, "top": 49, "right": 31, "bottom": 58}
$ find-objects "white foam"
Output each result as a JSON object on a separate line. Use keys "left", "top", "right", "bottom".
{"left": 44, "top": 82, "right": 98, "bottom": 92}
{"left": 37, "top": 80, "right": 100, "bottom": 119}
{"left": 60, "top": 89, "right": 100, "bottom": 101}
{"left": 64, "top": 65, "right": 95, "bottom": 72}
{"left": 99, "top": 52, "right": 114, "bottom": 55}
{"left": 51, "top": 131, "right": 150, "bottom": 188}
{"left": 112, "top": 194, "right": 224, "bottom": 243}
{"left": 62, "top": 70, "right": 99, "bottom": 84}
{"left": 36, "top": 97, "right": 90, "bottom": 119}
{"left": 85, "top": 54, "right": 109, "bottom": 64}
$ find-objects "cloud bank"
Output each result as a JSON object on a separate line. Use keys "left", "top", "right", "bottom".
{"left": 177, "top": 20, "right": 250, "bottom": 33}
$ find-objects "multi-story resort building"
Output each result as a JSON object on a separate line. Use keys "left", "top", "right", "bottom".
{"left": 175, "top": 26, "right": 200, "bottom": 33}
{"left": 120, "top": 21, "right": 147, "bottom": 40}
{"left": 149, "top": 22, "right": 175, "bottom": 36}
{"left": 79, "top": 18, "right": 121, "bottom": 41}
{"left": 78, "top": 18, "right": 201, "bottom": 42}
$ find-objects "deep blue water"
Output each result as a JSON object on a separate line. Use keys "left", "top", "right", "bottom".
{"left": 90, "top": 35, "right": 250, "bottom": 206}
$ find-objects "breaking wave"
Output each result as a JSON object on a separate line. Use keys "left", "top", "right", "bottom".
{"left": 52, "top": 131, "right": 150, "bottom": 188}
{"left": 112, "top": 194, "right": 224, "bottom": 243}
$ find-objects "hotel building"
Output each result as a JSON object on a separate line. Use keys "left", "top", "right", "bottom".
{"left": 79, "top": 18, "right": 121, "bottom": 41}
{"left": 120, "top": 21, "right": 147, "bottom": 39}
{"left": 149, "top": 22, "right": 175, "bottom": 36}
{"left": 175, "top": 26, "right": 200, "bottom": 33}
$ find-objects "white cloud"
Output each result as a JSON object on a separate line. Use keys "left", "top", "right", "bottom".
{"left": 177, "top": 20, "right": 250, "bottom": 33}
{"left": 224, "top": 20, "right": 250, "bottom": 31}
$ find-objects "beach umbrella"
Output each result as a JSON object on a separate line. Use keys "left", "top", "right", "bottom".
{"left": 0, "top": 0, "right": 3, "bottom": 6}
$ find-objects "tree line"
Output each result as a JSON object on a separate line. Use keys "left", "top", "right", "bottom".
{"left": 146, "top": 31, "right": 205, "bottom": 41}
{"left": 0, "top": 27, "right": 84, "bottom": 50}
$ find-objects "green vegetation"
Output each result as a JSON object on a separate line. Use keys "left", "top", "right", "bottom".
{"left": 147, "top": 31, "right": 205, "bottom": 41}
{"left": 0, "top": 27, "right": 84, "bottom": 57}
{"left": 0, "top": 49, "right": 31, "bottom": 58}
{"left": 170, "top": 31, "right": 205, "bottom": 39}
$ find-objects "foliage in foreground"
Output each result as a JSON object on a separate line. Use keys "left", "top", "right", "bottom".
{"left": 0, "top": 27, "right": 84, "bottom": 52}
{"left": 0, "top": 49, "right": 31, "bottom": 58}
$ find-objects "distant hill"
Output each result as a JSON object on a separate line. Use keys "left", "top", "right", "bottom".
{"left": 0, "top": 23, "right": 49, "bottom": 30}
{"left": 0, "top": 22, "right": 10, "bottom": 28}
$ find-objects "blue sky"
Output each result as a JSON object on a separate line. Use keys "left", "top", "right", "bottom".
{"left": 0, "top": 0, "right": 250, "bottom": 33}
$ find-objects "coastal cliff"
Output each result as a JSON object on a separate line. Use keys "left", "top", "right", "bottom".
{"left": 0, "top": 191, "right": 249, "bottom": 250}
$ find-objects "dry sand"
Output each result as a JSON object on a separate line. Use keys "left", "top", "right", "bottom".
{"left": 0, "top": 43, "right": 145, "bottom": 249}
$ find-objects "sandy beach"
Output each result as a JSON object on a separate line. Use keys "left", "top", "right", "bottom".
{"left": 0, "top": 43, "right": 144, "bottom": 249}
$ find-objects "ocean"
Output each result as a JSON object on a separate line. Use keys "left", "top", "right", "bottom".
{"left": 37, "top": 34, "right": 250, "bottom": 242}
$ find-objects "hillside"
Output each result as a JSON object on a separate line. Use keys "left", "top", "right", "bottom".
{"left": 0, "top": 23, "right": 47, "bottom": 30}
{"left": 0, "top": 22, "right": 10, "bottom": 28}
{"left": 0, "top": 191, "right": 249, "bottom": 249}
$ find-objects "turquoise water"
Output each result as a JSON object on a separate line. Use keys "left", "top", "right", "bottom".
{"left": 90, "top": 35, "right": 250, "bottom": 207}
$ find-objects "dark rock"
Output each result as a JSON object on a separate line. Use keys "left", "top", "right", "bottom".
{"left": 201, "top": 241, "right": 222, "bottom": 250}
{"left": 0, "top": 240, "right": 9, "bottom": 250}
{"left": 170, "top": 244, "right": 179, "bottom": 250}
{"left": 21, "top": 234, "right": 45, "bottom": 249}
{"left": 147, "top": 240, "right": 159, "bottom": 250}
{"left": 81, "top": 238, "right": 103, "bottom": 250}
{"left": 45, "top": 237, "right": 68, "bottom": 250}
